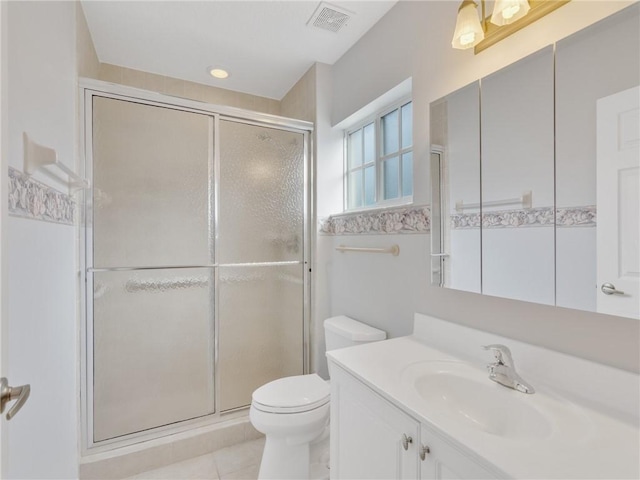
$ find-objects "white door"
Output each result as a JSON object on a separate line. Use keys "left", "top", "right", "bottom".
{"left": 596, "top": 86, "right": 640, "bottom": 319}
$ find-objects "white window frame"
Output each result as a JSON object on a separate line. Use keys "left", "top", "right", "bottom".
{"left": 344, "top": 97, "right": 413, "bottom": 212}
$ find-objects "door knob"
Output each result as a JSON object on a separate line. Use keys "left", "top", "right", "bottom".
{"left": 401, "top": 434, "right": 413, "bottom": 451}
{"left": 601, "top": 283, "right": 625, "bottom": 295}
{"left": 1, "top": 377, "right": 31, "bottom": 420}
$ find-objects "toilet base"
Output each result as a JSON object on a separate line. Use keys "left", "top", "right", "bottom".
{"left": 251, "top": 401, "right": 329, "bottom": 480}
{"left": 258, "top": 437, "right": 310, "bottom": 480}
{"left": 258, "top": 430, "right": 329, "bottom": 480}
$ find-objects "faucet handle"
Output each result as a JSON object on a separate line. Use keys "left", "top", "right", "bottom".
{"left": 482, "top": 344, "right": 514, "bottom": 367}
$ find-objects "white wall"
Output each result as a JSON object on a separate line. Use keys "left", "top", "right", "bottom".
{"left": 5, "top": 2, "right": 78, "bottom": 477}
{"left": 313, "top": 63, "right": 344, "bottom": 377}
{"left": 319, "top": 0, "right": 640, "bottom": 374}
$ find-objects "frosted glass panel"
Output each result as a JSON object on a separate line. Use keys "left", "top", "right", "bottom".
{"left": 382, "top": 109, "right": 399, "bottom": 155}
{"left": 92, "top": 97, "right": 212, "bottom": 268}
{"left": 401, "top": 103, "right": 413, "bottom": 148}
{"left": 218, "top": 265, "right": 304, "bottom": 411}
{"left": 363, "top": 123, "right": 375, "bottom": 164}
{"left": 93, "top": 268, "right": 215, "bottom": 441}
{"left": 348, "top": 129, "right": 363, "bottom": 169}
{"left": 364, "top": 166, "right": 376, "bottom": 206}
{"left": 348, "top": 171, "right": 363, "bottom": 209}
{"left": 383, "top": 157, "right": 399, "bottom": 200}
{"left": 219, "top": 121, "right": 305, "bottom": 264}
{"left": 402, "top": 152, "right": 413, "bottom": 196}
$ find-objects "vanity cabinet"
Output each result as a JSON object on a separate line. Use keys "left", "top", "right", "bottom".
{"left": 329, "top": 363, "right": 504, "bottom": 480}
{"left": 330, "top": 364, "right": 420, "bottom": 479}
{"left": 419, "top": 425, "right": 496, "bottom": 480}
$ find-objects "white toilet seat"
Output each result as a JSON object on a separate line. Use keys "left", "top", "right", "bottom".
{"left": 252, "top": 374, "right": 330, "bottom": 414}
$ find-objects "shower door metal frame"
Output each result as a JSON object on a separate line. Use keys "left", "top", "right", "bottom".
{"left": 79, "top": 78, "right": 313, "bottom": 454}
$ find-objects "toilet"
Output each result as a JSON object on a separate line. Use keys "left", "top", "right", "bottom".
{"left": 250, "top": 316, "right": 386, "bottom": 480}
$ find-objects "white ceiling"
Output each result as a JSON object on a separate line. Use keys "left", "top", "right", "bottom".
{"left": 81, "top": 1, "right": 398, "bottom": 100}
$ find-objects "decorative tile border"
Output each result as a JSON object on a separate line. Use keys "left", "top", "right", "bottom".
{"left": 481, "top": 206, "right": 555, "bottom": 229}
{"left": 8, "top": 166, "right": 76, "bottom": 225}
{"left": 320, "top": 204, "right": 596, "bottom": 235}
{"left": 319, "top": 205, "right": 430, "bottom": 235}
{"left": 450, "top": 212, "right": 482, "bottom": 229}
{"left": 556, "top": 205, "right": 596, "bottom": 227}
{"left": 451, "top": 205, "right": 596, "bottom": 229}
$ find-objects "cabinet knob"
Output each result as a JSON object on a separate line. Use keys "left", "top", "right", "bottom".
{"left": 420, "top": 444, "right": 431, "bottom": 461}
{"left": 401, "top": 434, "right": 413, "bottom": 451}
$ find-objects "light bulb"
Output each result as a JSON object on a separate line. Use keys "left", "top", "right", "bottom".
{"left": 209, "top": 68, "right": 229, "bottom": 79}
{"left": 490, "top": 0, "right": 530, "bottom": 26}
{"left": 451, "top": 0, "right": 484, "bottom": 50}
{"left": 460, "top": 32, "right": 476, "bottom": 46}
{"left": 501, "top": 4, "right": 520, "bottom": 20}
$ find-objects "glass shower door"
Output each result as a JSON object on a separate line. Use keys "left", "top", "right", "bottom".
{"left": 217, "top": 120, "right": 306, "bottom": 411}
{"left": 90, "top": 97, "right": 215, "bottom": 442}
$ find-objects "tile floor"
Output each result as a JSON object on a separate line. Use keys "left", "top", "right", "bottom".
{"left": 126, "top": 435, "right": 331, "bottom": 480}
{"left": 126, "top": 438, "right": 265, "bottom": 480}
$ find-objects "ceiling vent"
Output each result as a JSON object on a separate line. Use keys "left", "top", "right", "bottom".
{"left": 307, "top": 2, "right": 352, "bottom": 33}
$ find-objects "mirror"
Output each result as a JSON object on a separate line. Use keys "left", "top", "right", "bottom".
{"left": 555, "top": 8, "right": 639, "bottom": 318}
{"left": 430, "top": 4, "right": 640, "bottom": 319}
{"left": 430, "top": 82, "right": 481, "bottom": 294}
{"left": 481, "top": 46, "right": 555, "bottom": 305}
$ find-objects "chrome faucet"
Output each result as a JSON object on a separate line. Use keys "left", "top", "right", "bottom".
{"left": 482, "top": 344, "right": 535, "bottom": 394}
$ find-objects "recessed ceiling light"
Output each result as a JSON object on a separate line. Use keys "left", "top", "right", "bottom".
{"left": 208, "top": 67, "right": 230, "bottom": 79}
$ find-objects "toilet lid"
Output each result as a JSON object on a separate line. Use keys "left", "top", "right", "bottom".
{"left": 252, "top": 374, "right": 330, "bottom": 414}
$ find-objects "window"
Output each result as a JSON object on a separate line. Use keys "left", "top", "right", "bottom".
{"left": 345, "top": 100, "right": 413, "bottom": 210}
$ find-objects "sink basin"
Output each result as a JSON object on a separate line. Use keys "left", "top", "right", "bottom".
{"left": 405, "top": 361, "right": 553, "bottom": 440}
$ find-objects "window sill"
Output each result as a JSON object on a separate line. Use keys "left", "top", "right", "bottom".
{"left": 336, "top": 198, "right": 414, "bottom": 218}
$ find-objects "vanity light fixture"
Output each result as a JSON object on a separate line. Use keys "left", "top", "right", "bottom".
{"left": 208, "top": 67, "right": 230, "bottom": 79}
{"left": 452, "top": 0, "right": 570, "bottom": 54}
{"left": 491, "top": 0, "right": 531, "bottom": 25}
{"left": 451, "top": 0, "right": 485, "bottom": 50}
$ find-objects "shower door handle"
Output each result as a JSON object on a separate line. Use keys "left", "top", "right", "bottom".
{"left": 1, "top": 377, "right": 31, "bottom": 420}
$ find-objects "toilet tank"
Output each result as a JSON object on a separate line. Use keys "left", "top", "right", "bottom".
{"left": 324, "top": 315, "right": 386, "bottom": 351}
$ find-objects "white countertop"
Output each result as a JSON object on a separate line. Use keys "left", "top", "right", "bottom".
{"left": 327, "top": 332, "right": 640, "bottom": 479}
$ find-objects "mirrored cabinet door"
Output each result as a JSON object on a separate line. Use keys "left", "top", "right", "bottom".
{"left": 555, "top": 8, "right": 640, "bottom": 316}
{"left": 480, "top": 46, "right": 555, "bottom": 305}
{"left": 430, "top": 82, "right": 481, "bottom": 293}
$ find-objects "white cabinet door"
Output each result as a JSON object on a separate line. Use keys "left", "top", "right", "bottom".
{"left": 330, "top": 364, "right": 420, "bottom": 480}
{"left": 419, "top": 425, "right": 501, "bottom": 480}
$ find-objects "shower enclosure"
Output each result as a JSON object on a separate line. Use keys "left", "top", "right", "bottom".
{"left": 82, "top": 84, "right": 311, "bottom": 449}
